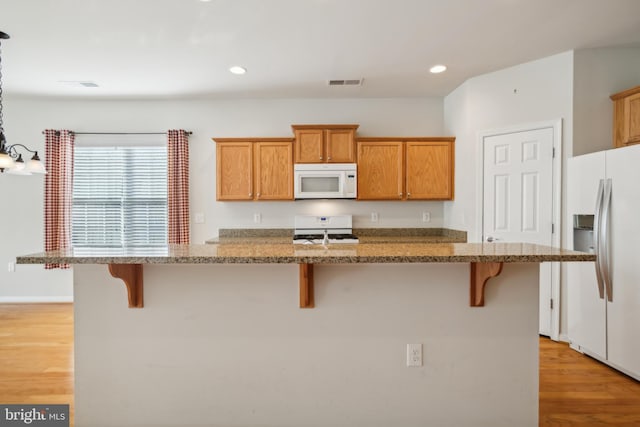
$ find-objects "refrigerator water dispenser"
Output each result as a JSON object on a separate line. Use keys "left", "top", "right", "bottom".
{"left": 573, "top": 214, "right": 595, "bottom": 253}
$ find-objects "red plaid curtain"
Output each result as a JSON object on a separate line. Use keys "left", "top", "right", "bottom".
{"left": 44, "top": 129, "right": 74, "bottom": 269}
{"left": 167, "top": 129, "right": 190, "bottom": 244}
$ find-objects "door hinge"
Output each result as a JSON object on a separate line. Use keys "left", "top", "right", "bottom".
{"left": 551, "top": 223, "right": 555, "bottom": 234}
{"left": 550, "top": 299, "right": 554, "bottom": 310}
{"left": 552, "top": 147, "right": 556, "bottom": 158}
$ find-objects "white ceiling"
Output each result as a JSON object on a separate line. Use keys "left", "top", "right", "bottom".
{"left": 2, "top": 0, "right": 640, "bottom": 99}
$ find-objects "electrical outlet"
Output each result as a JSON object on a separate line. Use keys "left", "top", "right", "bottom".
{"left": 422, "top": 211, "right": 431, "bottom": 223}
{"left": 407, "top": 343, "right": 422, "bottom": 367}
{"left": 253, "top": 213, "right": 262, "bottom": 224}
{"left": 194, "top": 212, "right": 205, "bottom": 224}
{"left": 8, "top": 262, "right": 15, "bottom": 272}
{"left": 371, "top": 212, "right": 379, "bottom": 222}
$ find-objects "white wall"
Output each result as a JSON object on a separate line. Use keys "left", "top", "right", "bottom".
{"left": 573, "top": 47, "right": 640, "bottom": 156}
{"left": 443, "top": 51, "right": 574, "bottom": 243}
{"left": 0, "top": 96, "right": 445, "bottom": 300}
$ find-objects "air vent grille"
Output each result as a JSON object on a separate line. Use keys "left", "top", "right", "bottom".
{"left": 328, "top": 78, "right": 364, "bottom": 86}
{"left": 58, "top": 81, "right": 100, "bottom": 88}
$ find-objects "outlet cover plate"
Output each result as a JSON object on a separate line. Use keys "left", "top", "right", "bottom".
{"left": 407, "top": 343, "right": 422, "bottom": 367}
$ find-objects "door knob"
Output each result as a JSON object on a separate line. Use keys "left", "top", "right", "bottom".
{"left": 486, "top": 236, "right": 501, "bottom": 242}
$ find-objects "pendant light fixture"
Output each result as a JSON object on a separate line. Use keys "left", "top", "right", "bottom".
{"left": 0, "top": 31, "right": 47, "bottom": 175}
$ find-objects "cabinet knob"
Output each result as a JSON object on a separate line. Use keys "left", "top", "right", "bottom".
{"left": 327, "top": 156, "right": 332, "bottom": 160}
{"left": 320, "top": 156, "right": 323, "bottom": 160}
{"left": 257, "top": 193, "right": 261, "bottom": 197}
{"left": 398, "top": 193, "right": 403, "bottom": 198}
{"left": 249, "top": 193, "right": 252, "bottom": 197}
{"left": 407, "top": 192, "right": 411, "bottom": 198}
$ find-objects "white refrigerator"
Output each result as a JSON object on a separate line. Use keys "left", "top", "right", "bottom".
{"left": 567, "top": 143, "right": 640, "bottom": 381}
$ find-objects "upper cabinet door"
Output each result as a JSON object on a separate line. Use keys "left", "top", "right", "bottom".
{"left": 254, "top": 141, "right": 293, "bottom": 200}
{"left": 356, "top": 141, "right": 404, "bottom": 200}
{"left": 216, "top": 142, "right": 253, "bottom": 200}
{"left": 293, "top": 125, "right": 359, "bottom": 163}
{"left": 405, "top": 141, "right": 454, "bottom": 200}
{"left": 624, "top": 91, "right": 640, "bottom": 145}
{"left": 326, "top": 129, "right": 355, "bottom": 163}
{"left": 294, "top": 129, "right": 324, "bottom": 163}
{"left": 611, "top": 85, "right": 640, "bottom": 148}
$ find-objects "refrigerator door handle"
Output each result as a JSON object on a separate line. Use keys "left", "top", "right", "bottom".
{"left": 593, "top": 179, "right": 605, "bottom": 299}
{"left": 601, "top": 178, "right": 613, "bottom": 302}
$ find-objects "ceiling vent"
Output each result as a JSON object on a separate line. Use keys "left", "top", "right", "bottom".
{"left": 328, "top": 78, "right": 364, "bottom": 86}
{"left": 58, "top": 81, "right": 100, "bottom": 88}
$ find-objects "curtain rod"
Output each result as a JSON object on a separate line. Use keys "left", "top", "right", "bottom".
{"left": 41, "top": 131, "right": 193, "bottom": 135}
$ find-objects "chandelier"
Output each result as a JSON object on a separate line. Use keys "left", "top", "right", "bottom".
{"left": 0, "top": 31, "right": 47, "bottom": 175}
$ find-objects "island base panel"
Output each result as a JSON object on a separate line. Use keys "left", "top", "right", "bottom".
{"left": 74, "top": 263, "right": 539, "bottom": 427}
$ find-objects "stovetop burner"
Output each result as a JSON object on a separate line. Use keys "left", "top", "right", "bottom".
{"left": 293, "top": 234, "right": 323, "bottom": 241}
{"left": 327, "top": 233, "right": 358, "bottom": 240}
{"left": 292, "top": 215, "right": 359, "bottom": 244}
{"left": 293, "top": 233, "right": 359, "bottom": 240}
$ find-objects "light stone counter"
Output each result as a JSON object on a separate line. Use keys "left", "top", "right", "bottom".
{"left": 16, "top": 242, "right": 593, "bottom": 265}
{"left": 206, "top": 227, "right": 469, "bottom": 244}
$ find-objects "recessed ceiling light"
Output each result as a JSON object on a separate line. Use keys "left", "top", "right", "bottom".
{"left": 429, "top": 65, "right": 447, "bottom": 74}
{"left": 229, "top": 66, "right": 247, "bottom": 75}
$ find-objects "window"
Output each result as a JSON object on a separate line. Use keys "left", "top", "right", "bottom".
{"left": 72, "top": 135, "right": 167, "bottom": 248}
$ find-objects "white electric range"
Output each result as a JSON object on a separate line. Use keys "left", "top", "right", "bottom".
{"left": 292, "top": 215, "right": 359, "bottom": 244}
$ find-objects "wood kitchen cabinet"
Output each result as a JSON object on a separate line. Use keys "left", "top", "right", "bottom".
{"left": 611, "top": 85, "right": 640, "bottom": 148}
{"left": 214, "top": 138, "right": 293, "bottom": 201}
{"left": 405, "top": 140, "right": 454, "bottom": 200}
{"left": 254, "top": 141, "right": 294, "bottom": 200}
{"left": 357, "top": 140, "right": 404, "bottom": 200}
{"left": 292, "top": 124, "right": 358, "bottom": 163}
{"left": 357, "top": 137, "right": 455, "bottom": 201}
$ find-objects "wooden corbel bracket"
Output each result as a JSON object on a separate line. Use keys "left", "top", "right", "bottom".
{"left": 299, "top": 263, "right": 314, "bottom": 308}
{"left": 108, "top": 264, "right": 144, "bottom": 308}
{"left": 300, "top": 262, "right": 505, "bottom": 309}
{"left": 469, "top": 262, "right": 504, "bottom": 307}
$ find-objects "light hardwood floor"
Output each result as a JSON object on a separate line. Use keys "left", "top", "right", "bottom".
{"left": 539, "top": 336, "right": 640, "bottom": 426}
{"left": 1, "top": 303, "right": 639, "bottom": 427}
{"left": 0, "top": 304, "right": 74, "bottom": 425}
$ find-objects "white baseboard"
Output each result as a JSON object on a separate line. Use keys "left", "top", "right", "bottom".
{"left": 0, "top": 296, "right": 73, "bottom": 303}
{"left": 558, "top": 333, "right": 570, "bottom": 343}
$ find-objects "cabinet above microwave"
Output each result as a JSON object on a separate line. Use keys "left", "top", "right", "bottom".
{"left": 292, "top": 124, "right": 359, "bottom": 164}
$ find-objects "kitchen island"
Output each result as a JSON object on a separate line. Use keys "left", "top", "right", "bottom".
{"left": 17, "top": 241, "right": 593, "bottom": 427}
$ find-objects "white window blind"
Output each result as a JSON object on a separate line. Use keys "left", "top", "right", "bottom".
{"left": 72, "top": 136, "right": 167, "bottom": 248}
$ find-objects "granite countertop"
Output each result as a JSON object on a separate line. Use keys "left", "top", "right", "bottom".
{"left": 16, "top": 242, "right": 594, "bottom": 265}
{"left": 206, "top": 227, "right": 468, "bottom": 244}
{"left": 209, "top": 235, "right": 464, "bottom": 245}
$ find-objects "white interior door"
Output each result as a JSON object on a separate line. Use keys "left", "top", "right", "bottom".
{"left": 482, "top": 127, "right": 555, "bottom": 336}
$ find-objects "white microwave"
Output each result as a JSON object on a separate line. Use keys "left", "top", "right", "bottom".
{"left": 294, "top": 163, "right": 357, "bottom": 199}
